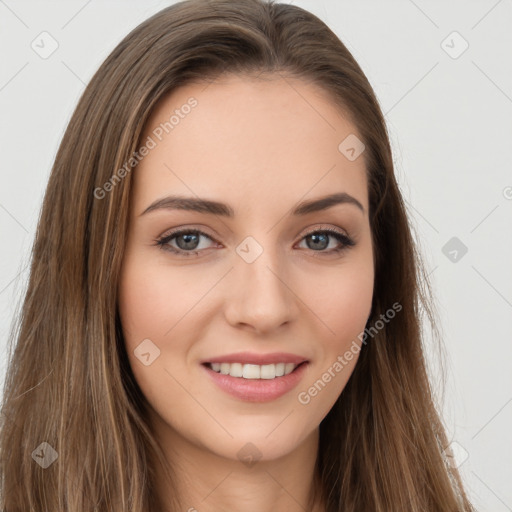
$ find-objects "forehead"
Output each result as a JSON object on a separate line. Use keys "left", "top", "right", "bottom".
{"left": 132, "top": 73, "right": 368, "bottom": 216}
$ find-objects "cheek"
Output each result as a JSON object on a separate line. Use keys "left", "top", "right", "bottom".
{"left": 117, "top": 254, "right": 214, "bottom": 401}
{"left": 118, "top": 255, "right": 199, "bottom": 341}
{"left": 312, "top": 255, "right": 374, "bottom": 346}
{"left": 294, "top": 264, "right": 372, "bottom": 424}
{"left": 118, "top": 264, "right": 162, "bottom": 341}
{"left": 299, "top": 251, "right": 373, "bottom": 403}
{"left": 117, "top": 258, "right": 193, "bottom": 415}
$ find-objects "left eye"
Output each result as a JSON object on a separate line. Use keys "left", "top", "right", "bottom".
{"left": 155, "top": 228, "right": 355, "bottom": 257}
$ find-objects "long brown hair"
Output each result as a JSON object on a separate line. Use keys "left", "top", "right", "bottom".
{"left": 0, "top": 0, "right": 475, "bottom": 510}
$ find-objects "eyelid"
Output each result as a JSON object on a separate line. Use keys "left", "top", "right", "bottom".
{"left": 155, "top": 223, "right": 355, "bottom": 256}
{"left": 156, "top": 225, "right": 219, "bottom": 245}
{"left": 156, "top": 223, "right": 351, "bottom": 241}
{"left": 299, "top": 223, "right": 350, "bottom": 239}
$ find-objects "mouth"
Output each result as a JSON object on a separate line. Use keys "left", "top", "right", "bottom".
{"left": 201, "top": 360, "right": 309, "bottom": 402}
{"left": 203, "top": 361, "right": 307, "bottom": 380}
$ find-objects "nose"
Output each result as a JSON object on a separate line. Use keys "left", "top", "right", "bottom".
{"left": 223, "top": 244, "right": 298, "bottom": 335}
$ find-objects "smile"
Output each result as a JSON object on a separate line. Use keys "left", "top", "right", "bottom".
{"left": 205, "top": 362, "right": 299, "bottom": 379}
{"left": 201, "top": 361, "right": 309, "bottom": 402}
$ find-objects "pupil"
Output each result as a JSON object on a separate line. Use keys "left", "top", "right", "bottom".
{"left": 178, "top": 233, "right": 199, "bottom": 250}
{"left": 309, "top": 233, "right": 327, "bottom": 250}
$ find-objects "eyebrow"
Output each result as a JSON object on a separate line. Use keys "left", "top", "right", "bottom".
{"left": 139, "top": 192, "right": 365, "bottom": 217}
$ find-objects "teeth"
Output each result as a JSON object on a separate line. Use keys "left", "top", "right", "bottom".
{"left": 243, "top": 364, "right": 260, "bottom": 379}
{"left": 229, "top": 362, "right": 243, "bottom": 377}
{"left": 208, "top": 362, "right": 299, "bottom": 379}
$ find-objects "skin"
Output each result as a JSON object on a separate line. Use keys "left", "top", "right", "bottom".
{"left": 117, "top": 73, "right": 374, "bottom": 512}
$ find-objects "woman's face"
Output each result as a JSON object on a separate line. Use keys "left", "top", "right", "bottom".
{"left": 118, "top": 73, "right": 374, "bottom": 462}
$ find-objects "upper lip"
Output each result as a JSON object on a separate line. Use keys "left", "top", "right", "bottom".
{"left": 201, "top": 352, "right": 308, "bottom": 365}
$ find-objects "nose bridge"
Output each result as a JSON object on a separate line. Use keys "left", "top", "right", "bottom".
{"left": 225, "top": 233, "right": 296, "bottom": 332}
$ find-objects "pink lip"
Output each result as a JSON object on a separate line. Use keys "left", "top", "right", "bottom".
{"left": 201, "top": 361, "right": 309, "bottom": 402}
{"left": 201, "top": 351, "right": 308, "bottom": 365}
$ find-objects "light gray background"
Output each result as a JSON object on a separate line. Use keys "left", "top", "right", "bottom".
{"left": 1, "top": 1, "right": 511, "bottom": 510}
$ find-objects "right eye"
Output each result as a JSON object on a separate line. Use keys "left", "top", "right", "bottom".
{"left": 155, "top": 228, "right": 218, "bottom": 257}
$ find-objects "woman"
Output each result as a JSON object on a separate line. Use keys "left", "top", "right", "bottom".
{"left": 0, "top": 0, "right": 475, "bottom": 510}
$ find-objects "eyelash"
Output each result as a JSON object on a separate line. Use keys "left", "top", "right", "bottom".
{"left": 154, "top": 226, "right": 355, "bottom": 258}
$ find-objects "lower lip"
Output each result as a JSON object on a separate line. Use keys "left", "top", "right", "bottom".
{"left": 202, "top": 362, "right": 309, "bottom": 402}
